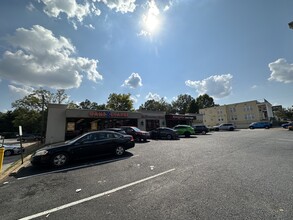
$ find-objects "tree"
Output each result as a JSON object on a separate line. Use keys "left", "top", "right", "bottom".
{"left": 171, "top": 94, "right": 195, "bottom": 114}
{"left": 139, "top": 98, "right": 171, "bottom": 112}
{"left": 52, "top": 89, "right": 69, "bottom": 104}
{"left": 106, "top": 93, "right": 134, "bottom": 111}
{"left": 274, "top": 107, "right": 293, "bottom": 121}
{"left": 196, "top": 94, "right": 215, "bottom": 109}
{"left": 11, "top": 89, "right": 70, "bottom": 134}
{"left": 187, "top": 99, "right": 199, "bottom": 113}
{"left": 79, "top": 99, "right": 106, "bottom": 110}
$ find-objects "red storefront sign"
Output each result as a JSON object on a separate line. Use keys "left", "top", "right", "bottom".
{"left": 89, "top": 111, "right": 128, "bottom": 118}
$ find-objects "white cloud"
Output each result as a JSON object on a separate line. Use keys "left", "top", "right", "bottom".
{"left": 145, "top": 92, "right": 162, "bottom": 101}
{"left": 268, "top": 58, "right": 293, "bottom": 83}
{"left": 26, "top": 2, "right": 36, "bottom": 11}
{"left": 100, "top": 0, "right": 136, "bottom": 14}
{"left": 185, "top": 74, "right": 233, "bottom": 98}
{"left": 8, "top": 85, "right": 34, "bottom": 97}
{"left": 122, "top": 72, "right": 143, "bottom": 88}
{"left": 0, "top": 25, "right": 102, "bottom": 89}
{"left": 41, "top": 0, "right": 91, "bottom": 21}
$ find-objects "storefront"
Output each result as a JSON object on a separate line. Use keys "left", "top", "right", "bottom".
{"left": 45, "top": 104, "right": 166, "bottom": 144}
{"left": 165, "top": 114, "right": 197, "bottom": 128}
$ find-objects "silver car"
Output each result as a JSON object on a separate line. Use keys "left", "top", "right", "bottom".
{"left": 213, "top": 123, "right": 235, "bottom": 131}
{"left": 2, "top": 144, "right": 24, "bottom": 156}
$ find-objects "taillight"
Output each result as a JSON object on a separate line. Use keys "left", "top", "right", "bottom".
{"left": 130, "top": 136, "right": 134, "bottom": 141}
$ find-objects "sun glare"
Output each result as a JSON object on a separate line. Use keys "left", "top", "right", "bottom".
{"left": 144, "top": 13, "right": 160, "bottom": 34}
{"left": 141, "top": 0, "right": 161, "bottom": 36}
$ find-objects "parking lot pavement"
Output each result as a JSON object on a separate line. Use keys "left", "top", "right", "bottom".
{"left": 1, "top": 129, "right": 293, "bottom": 220}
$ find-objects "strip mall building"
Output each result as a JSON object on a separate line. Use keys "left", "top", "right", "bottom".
{"left": 45, "top": 104, "right": 201, "bottom": 144}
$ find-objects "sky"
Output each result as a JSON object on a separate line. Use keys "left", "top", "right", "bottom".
{"left": 0, "top": 0, "right": 293, "bottom": 112}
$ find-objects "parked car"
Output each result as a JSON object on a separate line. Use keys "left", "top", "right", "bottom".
{"left": 17, "top": 134, "right": 39, "bottom": 142}
{"left": 30, "top": 131, "right": 135, "bottom": 167}
{"left": 173, "top": 125, "right": 195, "bottom": 137}
{"left": 249, "top": 122, "right": 272, "bottom": 129}
{"left": 281, "top": 122, "right": 293, "bottom": 129}
{"left": 2, "top": 144, "right": 24, "bottom": 157}
{"left": 192, "top": 125, "right": 209, "bottom": 135}
{"left": 103, "top": 128, "right": 127, "bottom": 134}
{"left": 213, "top": 123, "right": 235, "bottom": 131}
{"left": 120, "top": 126, "right": 149, "bottom": 142}
{"left": 149, "top": 127, "right": 179, "bottom": 140}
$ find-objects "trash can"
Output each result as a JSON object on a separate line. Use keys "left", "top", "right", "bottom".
{"left": 0, "top": 147, "right": 4, "bottom": 172}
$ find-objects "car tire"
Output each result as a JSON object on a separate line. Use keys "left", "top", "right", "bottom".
{"left": 4, "top": 150, "right": 13, "bottom": 157}
{"left": 184, "top": 132, "right": 191, "bottom": 138}
{"left": 215, "top": 128, "right": 219, "bottom": 131}
{"left": 166, "top": 134, "right": 172, "bottom": 140}
{"left": 115, "top": 146, "right": 125, "bottom": 156}
{"left": 265, "top": 126, "right": 269, "bottom": 129}
{"left": 202, "top": 131, "right": 206, "bottom": 135}
{"left": 51, "top": 153, "right": 68, "bottom": 167}
{"left": 229, "top": 127, "right": 234, "bottom": 131}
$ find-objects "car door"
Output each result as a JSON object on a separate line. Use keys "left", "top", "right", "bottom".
{"left": 70, "top": 133, "right": 100, "bottom": 159}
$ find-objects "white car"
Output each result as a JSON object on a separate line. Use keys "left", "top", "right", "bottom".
{"left": 213, "top": 123, "right": 235, "bottom": 131}
{"left": 2, "top": 144, "right": 24, "bottom": 156}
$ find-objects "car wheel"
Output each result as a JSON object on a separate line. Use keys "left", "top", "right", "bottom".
{"left": 229, "top": 127, "right": 234, "bottom": 131}
{"left": 115, "top": 146, "right": 125, "bottom": 156}
{"left": 166, "top": 134, "right": 172, "bottom": 140}
{"left": 202, "top": 131, "right": 206, "bottom": 135}
{"left": 4, "top": 150, "right": 13, "bottom": 157}
{"left": 265, "top": 126, "right": 269, "bottom": 129}
{"left": 184, "top": 132, "right": 191, "bottom": 138}
{"left": 52, "top": 153, "right": 68, "bottom": 167}
{"left": 215, "top": 128, "right": 219, "bottom": 131}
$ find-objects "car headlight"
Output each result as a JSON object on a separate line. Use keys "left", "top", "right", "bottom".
{"left": 34, "top": 150, "right": 48, "bottom": 156}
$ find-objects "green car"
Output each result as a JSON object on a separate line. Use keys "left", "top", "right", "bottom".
{"left": 173, "top": 125, "right": 195, "bottom": 137}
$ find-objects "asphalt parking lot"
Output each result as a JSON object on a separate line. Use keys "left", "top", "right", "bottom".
{"left": 0, "top": 128, "right": 293, "bottom": 220}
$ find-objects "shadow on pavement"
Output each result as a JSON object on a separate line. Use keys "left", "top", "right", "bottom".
{"left": 12, "top": 152, "right": 134, "bottom": 179}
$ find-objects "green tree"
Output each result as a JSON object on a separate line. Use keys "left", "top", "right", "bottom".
{"left": 171, "top": 94, "right": 195, "bottom": 114}
{"left": 79, "top": 99, "right": 106, "bottom": 110}
{"left": 106, "top": 93, "right": 134, "bottom": 111}
{"left": 187, "top": 99, "right": 199, "bottom": 113}
{"left": 196, "top": 94, "right": 215, "bottom": 109}
{"left": 139, "top": 98, "right": 171, "bottom": 112}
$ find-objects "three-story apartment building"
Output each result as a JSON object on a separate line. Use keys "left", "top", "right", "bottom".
{"left": 199, "top": 99, "right": 273, "bottom": 128}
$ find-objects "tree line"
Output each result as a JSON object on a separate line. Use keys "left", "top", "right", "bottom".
{"left": 1, "top": 89, "right": 292, "bottom": 136}
{"left": 0, "top": 89, "right": 216, "bottom": 135}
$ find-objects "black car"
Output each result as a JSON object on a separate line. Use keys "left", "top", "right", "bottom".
{"left": 192, "top": 125, "right": 209, "bottom": 135}
{"left": 149, "top": 127, "right": 179, "bottom": 140}
{"left": 120, "top": 126, "right": 149, "bottom": 142}
{"left": 31, "top": 131, "right": 135, "bottom": 167}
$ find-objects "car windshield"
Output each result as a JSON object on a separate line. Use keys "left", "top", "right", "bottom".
{"left": 132, "top": 127, "right": 142, "bottom": 132}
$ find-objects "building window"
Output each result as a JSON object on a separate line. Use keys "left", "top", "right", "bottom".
{"left": 244, "top": 114, "right": 255, "bottom": 120}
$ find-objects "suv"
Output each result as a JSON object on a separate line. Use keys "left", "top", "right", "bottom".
{"left": 213, "top": 123, "right": 235, "bottom": 131}
{"left": 249, "top": 122, "right": 272, "bottom": 129}
{"left": 173, "top": 125, "right": 195, "bottom": 137}
{"left": 192, "top": 125, "right": 209, "bottom": 135}
{"left": 120, "top": 126, "right": 149, "bottom": 142}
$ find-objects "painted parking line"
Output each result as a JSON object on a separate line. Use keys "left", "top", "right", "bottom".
{"left": 17, "top": 155, "right": 139, "bottom": 180}
{"left": 19, "top": 168, "right": 176, "bottom": 220}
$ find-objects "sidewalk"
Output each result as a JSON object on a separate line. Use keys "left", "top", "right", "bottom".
{"left": 0, "top": 142, "right": 41, "bottom": 181}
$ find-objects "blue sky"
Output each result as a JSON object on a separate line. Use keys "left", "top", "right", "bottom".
{"left": 0, "top": 0, "right": 293, "bottom": 112}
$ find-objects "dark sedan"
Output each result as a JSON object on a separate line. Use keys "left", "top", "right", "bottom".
{"left": 149, "top": 127, "right": 179, "bottom": 140}
{"left": 31, "top": 131, "right": 135, "bottom": 167}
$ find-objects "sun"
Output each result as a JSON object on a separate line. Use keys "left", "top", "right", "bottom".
{"left": 141, "top": 0, "right": 161, "bottom": 36}
{"left": 143, "top": 13, "right": 160, "bottom": 34}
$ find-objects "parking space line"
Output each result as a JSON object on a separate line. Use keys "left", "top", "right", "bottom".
{"left": 19, "top": 168, "right": 176, "bottom": 220}
{"left": 17, "top": 155, "right": 140, "bottom": 180}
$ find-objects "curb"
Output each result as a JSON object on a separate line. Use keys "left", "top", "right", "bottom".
{"left": 0, "top": 154, "right": 31, "bottom": 182}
